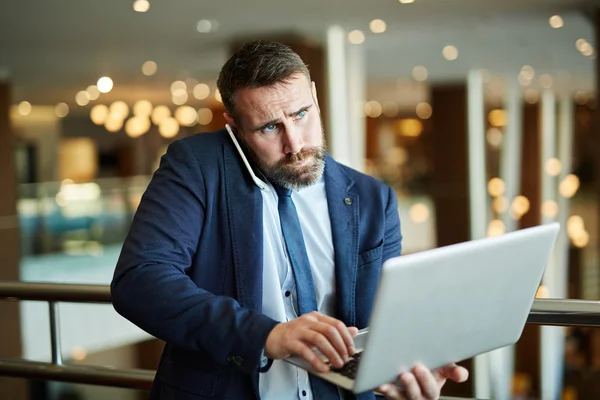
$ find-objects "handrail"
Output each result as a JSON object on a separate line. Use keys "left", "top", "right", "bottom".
{"left": 2, "top": 281, "right": 600, "bottom": 391}
{"left": 0, "top": 281, "right": 111, "bottom": 303}
{"left": 528, "top": 298, "right": 600, "bottom": 327}
{"left": 0, "top": 357, "right": 154, "bottom": 390}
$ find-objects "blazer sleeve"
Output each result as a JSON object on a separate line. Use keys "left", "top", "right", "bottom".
{"left": 383, "top": 186, "right": 402, "bottom": 262}
{"left": 110, "top": 139, "right": 279, "bottom": 375}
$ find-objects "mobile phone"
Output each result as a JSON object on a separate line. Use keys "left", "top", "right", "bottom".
{"left": 225, "top": 124, "right": 270, "bottom": 192}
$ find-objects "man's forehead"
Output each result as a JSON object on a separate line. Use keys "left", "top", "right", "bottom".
{"left": 236, "top": 76, "right": 312, "bottom": 122}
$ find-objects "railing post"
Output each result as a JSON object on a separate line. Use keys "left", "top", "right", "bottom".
{"left": 48, "top": 301, "right": 62, "bottom": 365}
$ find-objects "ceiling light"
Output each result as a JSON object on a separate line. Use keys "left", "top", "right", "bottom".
{"left": 416, "top": 102, "right": 432, "bottom": 119}
{"left": 369, "top": 19, "right": 386, "bottom": 34}
{"left": 170, "top": 80, "right": 187, "bottom": 94}
{"left": 87, "top": 85, "right": 100, "bottom": 100}
{"left": 172, "top": 92, "right": 188, "bottom": 106}
{"left": 125, "top": 116, "right": 151, "bottom": 138}
{"left": 175, "top": 106, "right": 198, "bottom": 127}
{"left": 487, "top": 219, "right": 506, "bottom": 237}
{"left": 97, "top": 77, "right": 113, "bottom": 93}
{"left": 487, "top": 178, "right": 505, "bottom": 197}
{"left": 519, "top": 65, "right": 535, "bottom": 80}
{"left": 549, "top": 15, "right": 563, "bottom": 29}
{"left": 18, "top": 101, "right": 31, "bottom": 116}
{"left": 55, "top": 102, "right": 69, "bottom": 118}
{"left": 151, "top": 105, "right": 171, "bottom": 125}
{"left": 105, "top": 113, "right": 124, "bottom": 132}
{"left": 412, "top": 66, "right": 428, "bottom": 81}
{"left": 133, "top": 0, "right": 150, "bottom": 13}
{"left": 399, "top": 0, "right": 415, "bottom": 3}
{"left": 576, "top": 39, "right": 588, "bottom": 52}
{"left": 109, "top": 101, "right": 129, "bottom": 120}
{"left": 397, "top": 119, "right": 423, "bottom": 137}
{"left": 133, "top": 100, "right": 153, "bottom": 117}
{"left": 364, "top": 101, "right": 382, "bottom": 118}
{"left": 159, "top": 117, "right": 180, "bottom": 138}
{"left": 197, "top": 108, "right": 213, "bottom": 125}
{"left": 197, "top": 19, "right": 218, "bottom": 33}
{"left": 142, "top": 61, "right": 157, "bottom": 76}
{"left": 90, "top": 105, "right": 109, "bottom": 125}
{"left": 442, "top": 45, "right": 458, "bottom": 61}
{"left": 348, "top": 30, "right": 365, "bottom": 45}
{"left": 486, "top": 128, "right": 503, "bottom": 148}
{"left": 193, "top": 83, "right": 210, "bottom": 100}
{"left": 75, "top": 91, "right": 90, "bottom": 106}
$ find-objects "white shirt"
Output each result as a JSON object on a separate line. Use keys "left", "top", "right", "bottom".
{"left": 258, "top": 177, "right": 336, "bottom": 400}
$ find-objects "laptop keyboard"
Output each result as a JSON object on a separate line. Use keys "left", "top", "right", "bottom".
{"left": 328, "top": 351, "right": 362, "bottom": 379}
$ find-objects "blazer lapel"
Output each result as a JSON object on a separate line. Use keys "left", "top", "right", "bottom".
{"left": 324, "top": 155, "right": 359, "bottom": 326}
{"left": 223, "top": 143, "right": 264, "bottom": 313}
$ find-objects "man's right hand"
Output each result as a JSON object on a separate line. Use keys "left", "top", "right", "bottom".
{"left": 264, "top": 311, "right": 359, "bottom": 372}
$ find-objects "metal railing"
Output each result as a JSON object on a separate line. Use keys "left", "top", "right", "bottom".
{"left": 0, "top": 281, "right": 153, "bottom": 390}
{"left": 2, "top": 281, "right": 600, "bottom": 391}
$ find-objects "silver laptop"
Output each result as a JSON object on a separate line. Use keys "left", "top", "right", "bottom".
{"left": 285, "top": 223, "right": 560, "bottom": 393}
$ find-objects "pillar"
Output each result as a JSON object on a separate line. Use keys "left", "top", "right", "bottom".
{"left": 0, "top": 81, "right": 27, "bottom": 398}
{"left": 428, "top": 82, "right": 473, "bottom": 398}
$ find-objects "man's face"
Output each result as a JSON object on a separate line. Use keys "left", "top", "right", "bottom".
{"left": 224, "top": 73, "right": 326, "bottom": 190}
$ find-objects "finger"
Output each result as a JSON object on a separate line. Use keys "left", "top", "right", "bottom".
{"left": 399, "top": 372, "right": 422, "bottom": 400}
{"left": 310, "top": 319, "right": 351, "bottom": 362}
{"left": 302, "top": 329, "right": 345, "bottom": 368}
{"left": 377, "top": 384, "right": 404, "bottom": 400}
{"left": 314, "top": 314, "right": 356, "bottom": 355}
{"left": 434, "top": 363, "right": 469, "bottom": 383}
{"left": 288, "top": 340, "right": 330, "bottom": 373}
{"left": 348, "top": 326, "right": 359, "bottom": 338}
{"left": 413, "top": 364, "right": 440, "bottom": 400}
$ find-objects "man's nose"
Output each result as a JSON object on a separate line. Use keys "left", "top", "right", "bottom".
{"left": 282, "top": 123, "right": 303, "bottom": 154}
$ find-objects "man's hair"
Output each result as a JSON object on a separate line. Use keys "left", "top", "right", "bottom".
{"left": 217, "top": 41, "right": 311, "bottom": 122}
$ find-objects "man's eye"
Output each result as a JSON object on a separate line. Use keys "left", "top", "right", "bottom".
{"left": 262, "top": 124, "right": 277, "bottom": 133}
{"left": 296, "top": 110, "right": 307, "bottom": 119}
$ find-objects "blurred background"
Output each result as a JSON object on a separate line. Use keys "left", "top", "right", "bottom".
{"left": 0, "top": 0, "right": 599, "bottom": 399}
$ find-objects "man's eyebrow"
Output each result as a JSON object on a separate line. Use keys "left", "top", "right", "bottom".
{"left": 253, "top": 104, "right": 313, "bottom": 131}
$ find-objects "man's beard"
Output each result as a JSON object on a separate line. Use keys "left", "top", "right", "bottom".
{"left": 238, "top": 134, "right": 327, "bottom": 191}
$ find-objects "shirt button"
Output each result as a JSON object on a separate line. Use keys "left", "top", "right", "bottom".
{"left": 285, "top": 291, "right": 291, "bottom": 297}
{"left": 302, "top": 390, "right": 307, "bottom": 396}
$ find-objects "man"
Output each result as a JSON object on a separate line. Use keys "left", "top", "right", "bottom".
{"left": 111, "top": 41, "right": 468, "bottom": 400}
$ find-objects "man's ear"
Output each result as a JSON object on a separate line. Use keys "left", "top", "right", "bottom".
{"left": 223, "top": 112, "right": 236, "bottom": 130}
{"left": 311, "top": 81, "right": 320, "bottom": 113}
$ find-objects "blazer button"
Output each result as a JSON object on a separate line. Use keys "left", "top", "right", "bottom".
{"left": 344, "top": 198, "right": 352, "bottom": 205}
{"left": 234, "top": 356, "right": 243, "bottom": 366}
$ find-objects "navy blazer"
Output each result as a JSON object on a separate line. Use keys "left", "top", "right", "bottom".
{"left": 111, "top": 129, "right": 402, "bottom": 399}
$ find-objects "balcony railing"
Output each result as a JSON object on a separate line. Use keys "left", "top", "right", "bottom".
{"left": 1, "top": 281, "right": 600, "bottom": 392}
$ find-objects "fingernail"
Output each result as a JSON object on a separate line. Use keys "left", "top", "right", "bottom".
{"left": 349, "top": 346, "right": 356, "bottom": 355}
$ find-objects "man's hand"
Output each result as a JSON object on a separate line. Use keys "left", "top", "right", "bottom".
{"left": 264, "top": 311, "right": 359, "bottom": 372}
{"left": 376, "top": 363, "right": 469, "bottom": 400}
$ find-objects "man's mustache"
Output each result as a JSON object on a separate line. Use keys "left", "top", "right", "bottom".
{"left": 280, "top": 147, "right": 321, "bottom": 165}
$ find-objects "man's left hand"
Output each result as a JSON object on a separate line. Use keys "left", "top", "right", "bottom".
{"left": 376, "top": 363, "right": 469, "bottom": 400}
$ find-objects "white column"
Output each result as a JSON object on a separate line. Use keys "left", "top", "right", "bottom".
{"left": 326, "top": 26, "right": 352, "bottom": 167}
{"left": 555, "top": 94, "right": 574, "bottom": 299}
{"left": 346, "top": 44, "right": 366, "bottom": 172}
{"left": 539, "top": 89, "right": 564, "bottom": 400}
{"left": 501, "top": 78, "right": 524, "bottom": 233}
{"left": 467, "top": 69, "right": 491, "bottom": 399}
{"left": 490, "top": 76, "right": 523, "bottom": 400}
